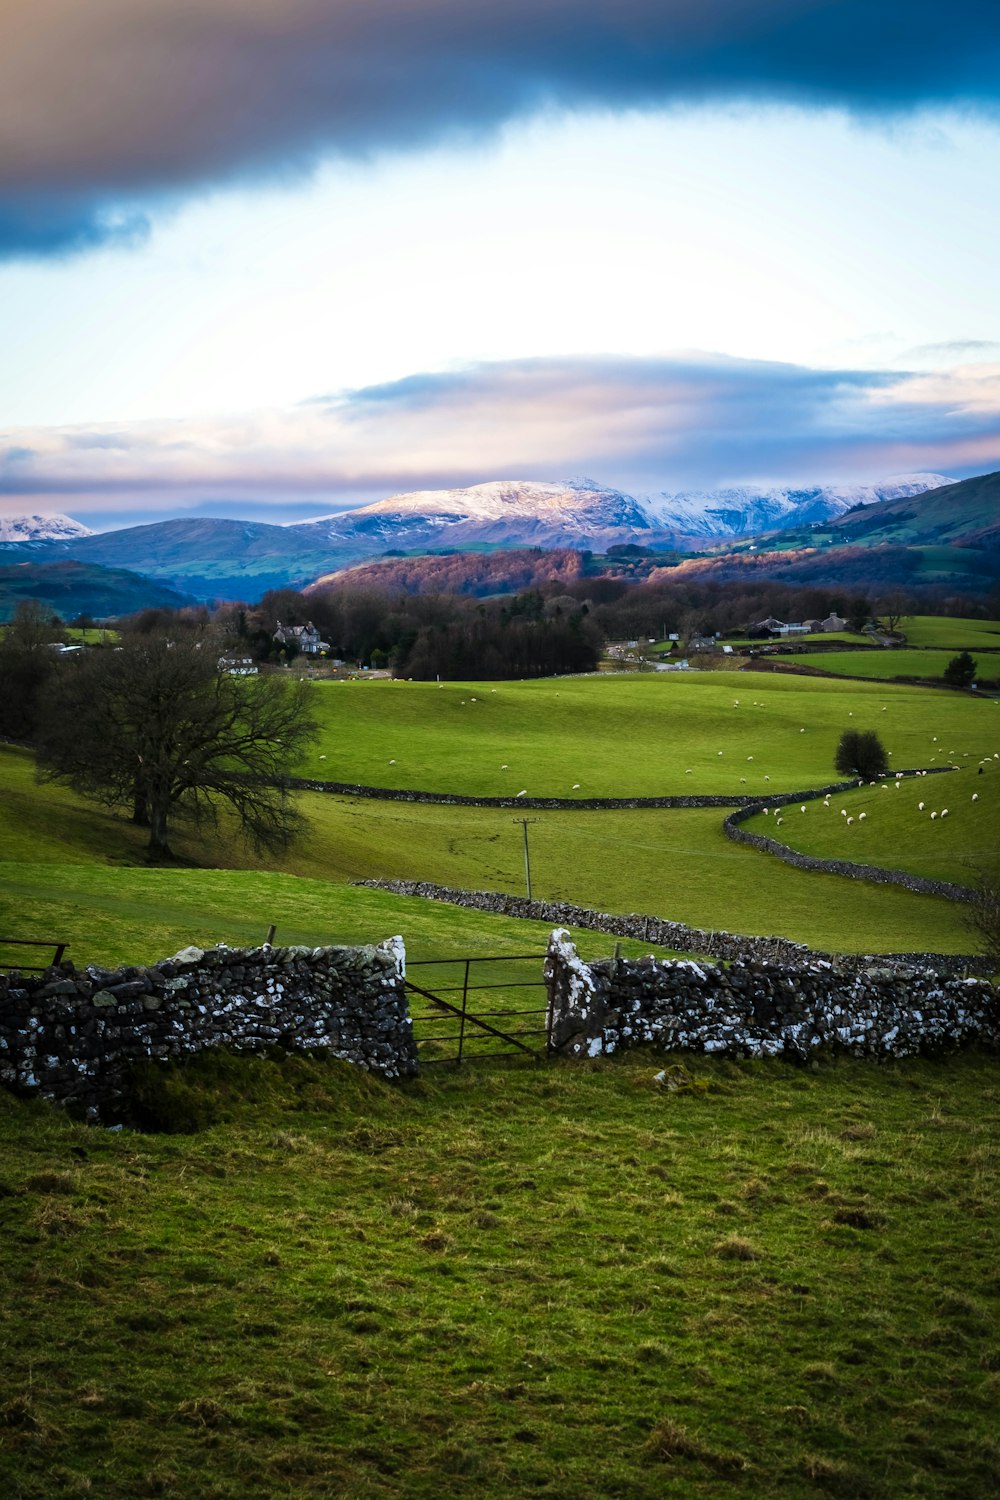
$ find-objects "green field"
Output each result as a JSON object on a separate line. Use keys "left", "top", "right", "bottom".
{"left": 783, "top": 649, "right": 994, "bottom": 681}
{"left": 743, "top": 764, "right": 999, "bottom": 888}
{"left": 0, "top": 742, "right": 972, "bottom": 960}
{"left": 3, "top": 635, "right": 999, "bottom": 1499}
{"left": 4, "top": 660, "right": 998, "bottom": 969}
{"left": 898, "top": 616, "right": 1000, "bottom": 650}
{"left": 295, "top": 671, "right": 1000, "bottom": 796}
{"left": 1, "top": 1049, "right": 997, "bottom": 1499}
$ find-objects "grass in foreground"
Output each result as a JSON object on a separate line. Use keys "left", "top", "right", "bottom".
{"left": 0, "top": 1050, "right": 997, "bottom": 1499}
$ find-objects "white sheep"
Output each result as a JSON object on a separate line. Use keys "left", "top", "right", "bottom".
{"left": 847, "top": 816, "right": 854, "bottom": 825}
{"left": 388, "top": 759, "right": 396, "bottom": 765}
{"left": 800, "top": 805, "right": 806, "bottom": 813}
{"left": 516, "top": 789, "right": 527, "bottom": 797}
{"left": 930, "top": 811, "right": 937, "bottom": 819}
{"left": 858, "top": 812, "right": 867, "bottom": 821}
{"left": 841, "top": 808, "right": 848, "bottom": 817}
{"left": 764, "top": 775, "right": 770, "bottom": 781}
{"left": 747, "top": 756, "right": 753, "bottom": 762}
{"left": 500, "top": 763, "right": 509, "bottom": 770}
{"left": 764, "top": 808, "right": 770, "bottom": 815}
{"left": 572, "top": 783, "right": 581, "bottom": 789}
{"left": 776, "top": 817, "right": 783, "bottom": 825}
{"left": 941, "top": 809, "right": 949, "bottom": 818}
{"left": 717, "top": 750, "right": 723, "bottom": 756}
{"left": 972, "top": 793, "right": 979, "bottom": 801}
{"left": 919, "top": 801, "right": 926, "bottom": 810}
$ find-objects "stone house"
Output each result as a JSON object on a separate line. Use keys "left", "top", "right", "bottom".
{"left": 273, "top": 620, "right": 330, "bottom": 655}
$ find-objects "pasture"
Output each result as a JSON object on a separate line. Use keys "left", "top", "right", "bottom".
{"left": 3, "top": 660, "right": 997, "bottom": 967}
{"left": 294, "top": 670, "right": 1000, "bottom": 797}
{"left": 1, "top": 1049, "right": 997, "bottom": 1499}
{"left": 782, "top": 649, "right": 993, "bottom": 681}
{"left": 897, "top": 616, "right": 1000, "bottom": 650}
{"left": 742, "top": 762, "right": 1000, "bottom": 888}
{"left": 0, "top": 741, "right": 971, "bottom": 961}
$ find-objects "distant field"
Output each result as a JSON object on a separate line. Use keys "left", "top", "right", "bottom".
{"left": 296, "top": 671, "right": 1000, "bottom": 796}
{"left": 782, "top": 649, "right": 995, "bottom": 681}
{"left": 742, "top": 761, "right": 1000, "bottom": 888}
{"left": 900, "top": 615, "right": 1000, "bottom": 650}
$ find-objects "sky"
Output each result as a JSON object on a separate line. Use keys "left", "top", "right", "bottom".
{"left": 2, "top": 1, "right": 1000, "bottom": 528}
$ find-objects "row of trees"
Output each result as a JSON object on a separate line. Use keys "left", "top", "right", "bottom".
{"left": 221, "top": 587, "right": 602, "bottom": 677}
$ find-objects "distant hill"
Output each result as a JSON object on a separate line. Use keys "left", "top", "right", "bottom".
{"left": 308, "top": 547, "right": 589, "bottom": 598}
{"left": 826, "top": 470, "right": 1000, "bottom": 549}
{"left": 0, "top": 560, "right": 195, "bottom": 622}
{"left": 647, "top": 540, "right": 1000, "bottom": 594}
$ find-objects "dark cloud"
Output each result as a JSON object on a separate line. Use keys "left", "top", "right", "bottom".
{"left": 3, "top": 1, "right": 999, "bottom": 256}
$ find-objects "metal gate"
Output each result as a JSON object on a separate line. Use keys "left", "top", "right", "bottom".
{"left": 0, "top": 938, "right": 67, "bottom": 973}
{"left": 404, "top": 953, "right": 549, "bottom": 1065}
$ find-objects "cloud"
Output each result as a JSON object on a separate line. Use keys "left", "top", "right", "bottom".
{"left": 3, "top": 0, "right": 1000, "bottom": 255}
{"left": 1, "top": 352, "right": 998, "bottom": 522}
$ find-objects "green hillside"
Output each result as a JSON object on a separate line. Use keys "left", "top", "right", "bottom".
{"left": 4, "top": 652, "right": 993, "bottom": 963}
{"left": 293, "top": 671, "right": 1000, "bottom": 798}
{"left": 830, "top": 470, "right": 1000, "bottom": 548}
{"left": 0, "top": 559, "right": 194, "bottom": 621}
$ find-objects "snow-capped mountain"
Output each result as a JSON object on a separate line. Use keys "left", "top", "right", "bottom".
{"left": 294, "top": 479, "right": 656, "bottom": 551}
{"left": 647, "top": 474, "right": 954, "bottom": 540}
{"left": 0, "top": 512, "right": 93, "bottom": 543}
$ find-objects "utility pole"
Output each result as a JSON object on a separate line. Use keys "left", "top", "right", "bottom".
{"left": 512, "top": 817, "right": 538, "bottom": 900}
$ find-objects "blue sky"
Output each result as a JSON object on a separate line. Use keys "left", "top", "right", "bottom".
{"left": 2, "top": 1, "right": 999, "bottom": 526}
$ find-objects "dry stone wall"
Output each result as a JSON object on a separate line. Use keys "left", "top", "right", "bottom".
{"left": 356, "top": 878, "right": 981, "bottom": 975}
{"left": 723, "top": 804, "right": 975, "bottom": 902}
{"left": 0, "top": 938, "right": 416, "bottom": 1118}
{"left": 545, "top": 930, "right": 998, "bottom": 1062}
{"left": 287, "top": 768, "right": 951, "bottom": 812}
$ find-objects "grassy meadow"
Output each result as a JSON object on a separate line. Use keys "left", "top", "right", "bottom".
{"left": 292, "top": 671, "right": 1000, "bottom": 798}
{"left": 743, "top": 764, "right": 1000, "bottom": 888}
{"left": 1, "top": 1050, "right": 998, "bottom": 1499}
{"left": 894, "top": 616, "right": 1000, "bottom": 650}
{"left": 0, "top": 738, "right": 973, "bottom": 961}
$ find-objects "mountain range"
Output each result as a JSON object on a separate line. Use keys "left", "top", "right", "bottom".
{"left": 647, "top": 474, "right": 954, "bottom": 541}
{"left": 0, "top": 470, "right": 996, "bottom": 615}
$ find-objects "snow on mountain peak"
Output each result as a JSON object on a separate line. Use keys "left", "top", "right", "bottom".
{"left": 0, "top": 512, "right": 94, "bottom": 542}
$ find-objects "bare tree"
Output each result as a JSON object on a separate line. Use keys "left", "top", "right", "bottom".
{"left": 36, "top": 630, "right": 318, "bottom": 858}
{"left": 875, "top": 591, "right": 911, "bottom": 635}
